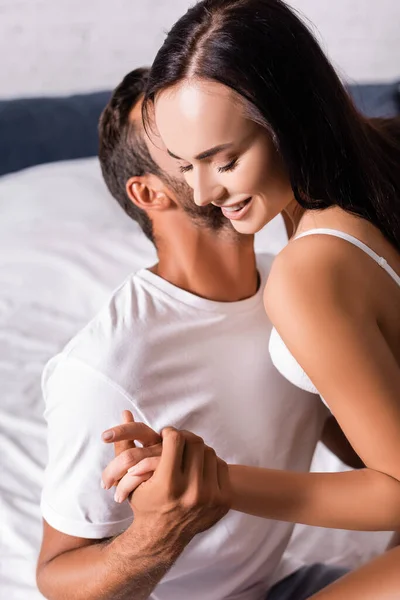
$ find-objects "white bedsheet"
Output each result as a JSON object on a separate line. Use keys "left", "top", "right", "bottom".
{"left": 0, "top": 158, "right": 390, "bottom": 599}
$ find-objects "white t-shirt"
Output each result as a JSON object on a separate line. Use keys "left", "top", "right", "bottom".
{"left": 41, "top": 253, "right": 327, "bottom": 600}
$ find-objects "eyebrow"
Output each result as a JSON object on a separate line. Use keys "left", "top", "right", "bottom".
{"left": 167, "top": 143, "right": 233, "bottom": 162}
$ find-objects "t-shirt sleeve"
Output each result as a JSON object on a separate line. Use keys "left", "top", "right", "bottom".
{"left": 40, "top": 355, "right": 135, "bottom": 539}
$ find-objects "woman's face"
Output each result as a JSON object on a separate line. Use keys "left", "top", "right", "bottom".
{"left": 154, "top": 79, "right": 294, "bottom": 234}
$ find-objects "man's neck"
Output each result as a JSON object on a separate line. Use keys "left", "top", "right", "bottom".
{"left": 151, "top": 221, "right": 258, "bottom": 303}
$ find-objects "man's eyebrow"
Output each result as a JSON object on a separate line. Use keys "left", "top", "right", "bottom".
{"left": 167, "top": 143, "right": 233, "bottom": 162}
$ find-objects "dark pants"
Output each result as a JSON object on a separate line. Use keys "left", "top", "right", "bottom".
{"left": 266, "top": 564, "right": 349, "bottom": 600}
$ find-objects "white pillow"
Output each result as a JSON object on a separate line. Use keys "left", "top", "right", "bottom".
{"left": 0, "top": 157, "right": 133, "bottom": 229}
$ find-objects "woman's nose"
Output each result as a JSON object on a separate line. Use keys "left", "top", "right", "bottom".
{"left": 193, "top": 176, "right": 226, "bottom": 207}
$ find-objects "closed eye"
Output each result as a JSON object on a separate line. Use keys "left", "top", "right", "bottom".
{"left": 217, "top": 158, "right": 238, "bottom": 173}
{"left": 179, "top": 164, "right": 193, "bottom": 174}
{"left": 179, "top": 158, "right": 238, "bottom": 174}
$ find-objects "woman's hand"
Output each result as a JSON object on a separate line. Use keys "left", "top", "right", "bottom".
{"left": 113, "top": 455, "right": 161, "bottom": 503}
{"left": 101, "top": 411, "right": 162, "bottom": 501}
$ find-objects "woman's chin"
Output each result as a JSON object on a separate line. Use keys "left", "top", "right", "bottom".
{"left": 229, "top": 214, "right": 270, "bottom": 235}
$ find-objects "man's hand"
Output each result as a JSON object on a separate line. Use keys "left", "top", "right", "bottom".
{"left": 102, "top": 417, "right": 231, "bottom": 542}
{"left": 130, "top": 427, "right": 231, "bottom": 541}
{"left": 38, "top": 416, "right": 227, "bottom": 600}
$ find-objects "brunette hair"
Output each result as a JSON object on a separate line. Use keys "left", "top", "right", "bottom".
{"left": 99, "top": 68, "right": 161, "bottom": 242}
{"left": 144, "top": 0, "right": 400, "bottom": 249}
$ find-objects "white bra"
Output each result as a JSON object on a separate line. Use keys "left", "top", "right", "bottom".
{"left": 269, "top": 228, "right": 400, "bottom": 397}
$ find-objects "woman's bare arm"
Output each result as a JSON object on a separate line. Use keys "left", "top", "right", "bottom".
{"left": 229, "top": 242, "right": 400, "bottom": 531}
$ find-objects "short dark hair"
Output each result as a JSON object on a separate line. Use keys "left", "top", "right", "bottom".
{"left": 99, "top": 68, "right": 162, "bottom": 242}
{"left": 144, "top": 0, "right": 400, "bottom": 251}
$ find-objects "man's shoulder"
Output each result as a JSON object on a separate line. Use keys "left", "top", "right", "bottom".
{"left": 46, "top": 271, "right": 153, "bottom": 383}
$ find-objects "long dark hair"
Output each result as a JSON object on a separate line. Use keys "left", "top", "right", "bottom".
{"left": 144, "top": 0, "right": 400, "bottom": 250}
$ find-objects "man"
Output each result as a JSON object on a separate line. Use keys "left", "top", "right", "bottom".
{"left": 37, "top": 68, "right": 352, "bottom": 600}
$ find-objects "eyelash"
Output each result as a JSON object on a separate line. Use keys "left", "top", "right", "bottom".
{"left": 218, "top": 158, "right": 238, "bottom": 173}
{"left": 179, "top": 158, "right": 239, "bottom": 174}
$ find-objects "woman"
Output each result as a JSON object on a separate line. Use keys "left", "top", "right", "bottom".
{"left": 111, "top": 0, "right": 400, "bottom": 596}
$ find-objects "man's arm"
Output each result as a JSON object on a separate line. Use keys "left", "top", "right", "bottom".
{"left": 38, "top": 361, "right": 181, "bottom": 600}
{"left": 321, "top": 415, "right": 364, "bottom": 469}
{"left": 37, "top": 428, "right": 230, "bottom": 600}
{"left": 37, "top": 418, "right": 179, "bottom": 600}
{"left": 37, "top": 518, "right": 185, "bottom": 600}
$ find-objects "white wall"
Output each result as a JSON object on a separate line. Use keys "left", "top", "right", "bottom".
{"left": 0, "top": 0, "right": 399, "bottom": 99}
{"left": 287, "top": 0, "right": 400, "bottom": 82}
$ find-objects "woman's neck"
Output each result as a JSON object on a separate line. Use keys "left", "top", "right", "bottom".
{"left": 282, "top": 199, "right": 306, "bottom": 237}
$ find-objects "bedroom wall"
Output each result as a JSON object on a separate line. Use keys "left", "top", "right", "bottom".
{"left": 0, "top": 0, "right": 399, "bottom": 99}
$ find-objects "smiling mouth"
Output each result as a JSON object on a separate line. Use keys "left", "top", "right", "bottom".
{"left": 220, "top": 197, "right": 252, "bottom": 220}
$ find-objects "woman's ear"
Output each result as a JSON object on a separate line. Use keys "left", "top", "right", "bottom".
{"left": 126, "top": 175, "right": 174, "bottom": 212}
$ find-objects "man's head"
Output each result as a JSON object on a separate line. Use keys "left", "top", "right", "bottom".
{"left": 99, "top": 68, "right": 232, "bottom": 245}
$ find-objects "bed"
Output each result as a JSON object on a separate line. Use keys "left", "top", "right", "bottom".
{"left": 1, "top": 82, "right": 398, "bottom": 598}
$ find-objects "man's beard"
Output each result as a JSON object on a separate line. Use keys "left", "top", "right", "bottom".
{"left": 166, "top": 176, "right": 236, "bottom": 233}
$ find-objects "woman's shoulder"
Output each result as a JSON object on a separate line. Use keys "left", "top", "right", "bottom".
{"left": 264, "top": 232, "right": 365, "bottom": 324}
{"left": 266, "top": 232, "right": 356, "bottom": 292}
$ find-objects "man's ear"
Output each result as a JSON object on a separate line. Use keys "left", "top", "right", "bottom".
{"left": 126, "top": 175, "right": 174, "bottom": 212}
